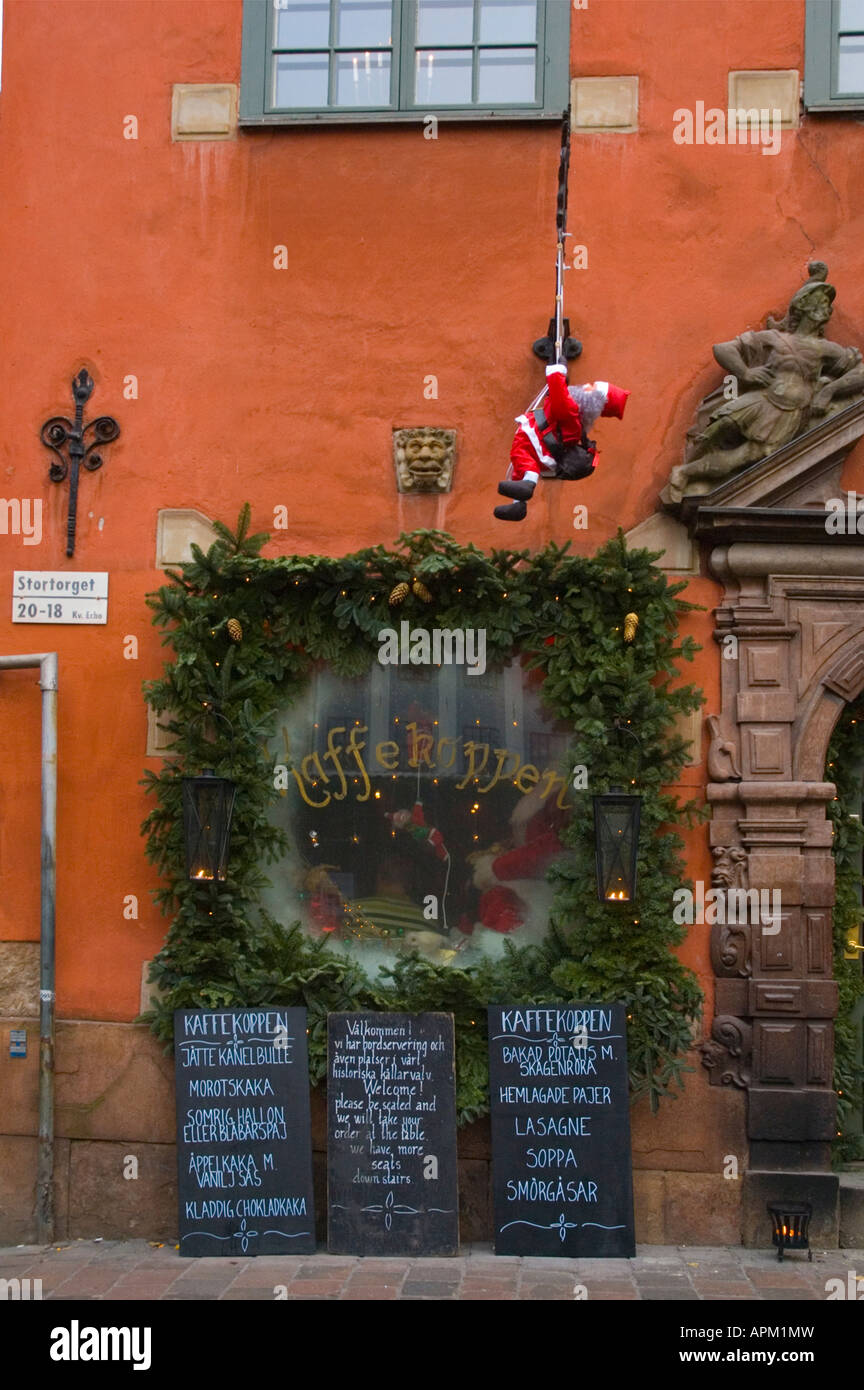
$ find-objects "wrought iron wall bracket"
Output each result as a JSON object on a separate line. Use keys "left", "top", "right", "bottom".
{"left": 41, "top": 370, "right": 120, "bottom": 557}
{"left": 532, "top": 317, "right": 582, "bottom": 363}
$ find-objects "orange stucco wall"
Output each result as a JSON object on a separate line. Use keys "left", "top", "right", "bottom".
{"left": 0, "top": 0, "right": 862, "bottom": 1022}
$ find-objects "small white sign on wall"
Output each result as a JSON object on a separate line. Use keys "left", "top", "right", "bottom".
{"left": 12, "top": 571, "right": 109, "bottom": 625}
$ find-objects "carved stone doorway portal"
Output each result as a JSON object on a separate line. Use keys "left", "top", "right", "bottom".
{"left": 663, "top": 265, "right": 864, "bottom": 1242}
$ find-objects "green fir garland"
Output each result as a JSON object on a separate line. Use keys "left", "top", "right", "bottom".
{"left": 825, "top": 704, "right": 864, "bottom": 1163}
{"left": 141, "top": 506, "right": 706, "bottom": 1123}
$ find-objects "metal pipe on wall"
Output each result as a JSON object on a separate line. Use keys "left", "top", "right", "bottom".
{"left": 0, "top": 652, "right": 58, "bottom": 1243}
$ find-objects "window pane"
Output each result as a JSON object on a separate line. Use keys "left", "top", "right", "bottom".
{"left": 477, "top": 46, "right": 535, "bottom": 102}
{"left": 264, "top": 661, "right": 572, "bottom": 976}
{"left": 479, "top": 0, "right": 537, "bottom": 44}
{"left": 838, "top": 34, "right": 864, "bottom": 91}
{"left": 337, "top": 0, "right": 392, "bottom": 47}
{"left": 275, "top": 0, "right": 331, "bottom": 49}
{"left": 417, "top": 0, "right": 474, "bottom": 45}
{"left": 839, "top": 0, "right": 864, "bottom": 31}
{"left": 335, "top": 49, "right": 392, "bottom": 104}
{"left": 274, "top": 51, "right": 330, "bottom": 105}
{"left": 415, "top": 47, "right": 473, "bottom": 103}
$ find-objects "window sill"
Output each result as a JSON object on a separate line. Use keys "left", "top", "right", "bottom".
{"left": 238, "top": 107, "right": 565, "bottom": 126}
{"left": 803, "top": 98, "right": 864, "bottom": 112}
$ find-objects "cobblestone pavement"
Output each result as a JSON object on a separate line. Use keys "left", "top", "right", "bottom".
{"left": 1, "top": 1240, "right": 863, "bottom": 1300}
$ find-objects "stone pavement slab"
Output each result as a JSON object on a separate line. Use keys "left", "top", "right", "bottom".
{"left": 0, "top": 1239, "right": 861, "bottom": 1300}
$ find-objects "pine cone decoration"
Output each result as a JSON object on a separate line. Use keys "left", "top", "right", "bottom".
{"left": 389, "top": 582, "right": 410, "bottom": 606}
{"left": 623, "top": 612, "right": 639, "bottom": 643}
{"left": 227, "top": 618, "right": 243, "bottom": 643}
{"left": 412, "top": 578, "right": 433, "bottom": 603}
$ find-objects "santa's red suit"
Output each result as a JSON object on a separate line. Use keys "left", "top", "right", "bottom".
{"left": 509, "top": 364, "right": 630, "bottom": 484}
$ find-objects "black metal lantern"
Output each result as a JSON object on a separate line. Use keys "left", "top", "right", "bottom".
{"left": 182, "top": 769, "right": 236, "bottom": 882}
{"left": 766, "top": 1200, "right": 813, "bottom": 1262}
{"left": 593, "top": 786, "right": 641, "bottom": 902}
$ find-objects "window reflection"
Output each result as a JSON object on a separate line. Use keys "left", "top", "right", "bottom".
{"left": 266, "top": 659, "right": 572, "bottom": 976}
{"left": 415, "top": 48, "right": 473, "bottom": 104}
{"left": 417, "top": 0, "right": 475, "bottom": 45}
{"left": 276, "top": 0, "right": 331, "bottom": 49}
{"left": 335, "top": 49, "right": 391, "bottom": 105}
{"left": 838, "top": 35, "right": 864, "bottom": 93}
{"left": 478, "top": 0, "right": 537, "bottom": 44}
{"left": 274, "top": 52, "right": 330, "bottom": 106}
{"left": 477, "top": 46, "right": 535, "bottom": 103}
{"left": 337, "top": 0, "right": 392, "bottom": 46}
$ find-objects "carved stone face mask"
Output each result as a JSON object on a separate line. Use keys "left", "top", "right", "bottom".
{"left": 405, "top": 434, "right": 447, "bottom": 481}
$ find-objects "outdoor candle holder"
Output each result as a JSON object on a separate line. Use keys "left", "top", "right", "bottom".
{"left": 182, "top": 769, "right": 236, "bottom": 882}
{"left": 766, "top": 1200, "right": 813, "bottom": 1261}
{"left": 593, "top": 787, "right": 641, "bottom": 902}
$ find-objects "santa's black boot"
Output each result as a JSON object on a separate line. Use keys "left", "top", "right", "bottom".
{"left": 494, "top": 499, "right": 528, "bottom": 521}
{"left": 497, "top": 479, "right": 536, "bottom": 501}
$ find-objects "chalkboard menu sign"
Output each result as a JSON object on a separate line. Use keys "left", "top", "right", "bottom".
{"left": 488, "top": 1003, "right": 635, "bottom": 1258}
{"left": 327, "top": 1012, "right": 459, "bottom": 1256}
{"left": 174, "top": 1007, "right": 316, "bottom": 1257}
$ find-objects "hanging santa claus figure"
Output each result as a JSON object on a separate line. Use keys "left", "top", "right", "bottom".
{"left": 494, "top": 363, "right": 630, "bottom": 522}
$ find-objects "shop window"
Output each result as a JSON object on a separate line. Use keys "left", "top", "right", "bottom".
{"left": 265, "top": 657, "right": 572, "bottom": 975}
{"left": 240, "top": 0, "right": 569, "bottom": 123}
{"left": 804, "top": 0, "right": 864, "bottom": 109}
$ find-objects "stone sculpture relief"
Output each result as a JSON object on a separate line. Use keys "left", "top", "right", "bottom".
{"left": 709, "top": 845, "right": 752, "bottom": 980}
{"left": 663, "top": 262, "right": 864, "bottom": 504}
{"left": 706, "top": 715, "right": 742, "bottom": 781}
{"left": 699, "top": 1015, "right": 753, "bottom": 1088}
{"left": 393, "top": 428, "right": 457, "bottom": 493}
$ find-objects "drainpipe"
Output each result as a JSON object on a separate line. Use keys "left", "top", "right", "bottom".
{"left": 0, "top": 652, "right": 58, "bottom": 1243}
